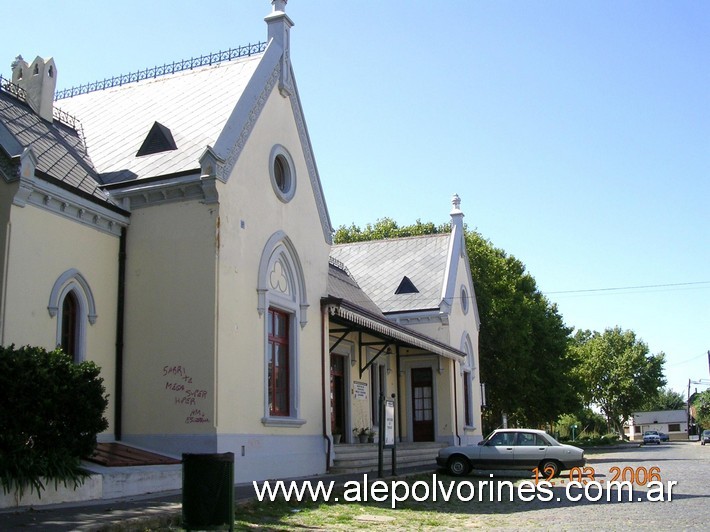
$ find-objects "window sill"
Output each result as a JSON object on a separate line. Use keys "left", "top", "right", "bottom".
{"left": 261, "top": 416, "right": 307, "bottom": 428}
{"left": 464, "top": 425, "right": 477, "bottom": 431}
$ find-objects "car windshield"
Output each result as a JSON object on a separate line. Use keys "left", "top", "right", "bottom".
{"left": 644, "top": 431, "right": 658, "bottom": 435}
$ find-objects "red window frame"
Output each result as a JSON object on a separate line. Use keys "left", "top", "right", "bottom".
{"left": 268, "top": 308, "right": 290, "bottom": 416}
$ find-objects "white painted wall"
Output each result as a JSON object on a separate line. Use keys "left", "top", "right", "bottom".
{"left": 1, "top": 203, "right": 119, "bottom": 435}
{"left": 121, "top": 200, "right": 218, "bottom": 445}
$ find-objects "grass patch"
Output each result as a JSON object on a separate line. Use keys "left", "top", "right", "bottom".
{"left": 231, "top": 473, "right": 558, "bottom": 530}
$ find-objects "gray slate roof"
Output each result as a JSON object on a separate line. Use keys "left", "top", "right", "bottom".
{"left": 327, "top": 260, "right": 384, "bottom": 317}
{"left": 55, "top": 55, "right": 262, "bottom": 184}
{"left": 325, "top": 259, "right": 466, "bottom": 360}
{"left": 0, "top": 90, "right": 112, "bottom": 205}
{"left": 330, "top": 233, "right": 451, "bottom": 314}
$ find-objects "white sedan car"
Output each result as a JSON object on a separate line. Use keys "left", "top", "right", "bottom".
{"left": 437, "top": 428, "right": 586, "bottom": 477}
{"left": 643, "top": 430, "right": 661, "bottom": 445}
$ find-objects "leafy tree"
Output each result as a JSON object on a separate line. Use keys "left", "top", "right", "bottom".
{"left": 556, "top": 408, "right": 607, "bottom": 439}
{"left": 333, "top": 217, "right": 447, "bottom": 243}
{"left": 0, "top": 345, "right": 108, "bottom": 497}
{"left": 334, "top": 219, "right": 580, "bottom": 431}
{"left": 571, "top": 327, "right": 666, "bottom": 434}
{"left": 692, "top": 389, "right": 710, "bottom": 430}
{"left": 463, "top": 230, "right": 580, "bottom": 430}
{"left": 639, "top": 387, "right": 686, "bottom": 412}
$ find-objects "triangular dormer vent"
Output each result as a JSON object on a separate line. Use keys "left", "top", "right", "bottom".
{"left": 395, "top": 276, "right": 419, "bottom": 295}
{"left": 136, "top": 122, "right": 177, "bottom": 157}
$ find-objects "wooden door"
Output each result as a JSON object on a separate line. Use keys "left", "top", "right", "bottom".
{"left": 330, "top": 354, "right": 346, "bottom": 440}
{"left": 411, "top": 367, "right": 434, "bottom": 442}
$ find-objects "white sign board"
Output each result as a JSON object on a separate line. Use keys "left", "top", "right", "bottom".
{"left": 384, "top": 399, "right": 395, "bottom": 447}
{"left": 353, "top": 381, "right": 368, "bottom": 400}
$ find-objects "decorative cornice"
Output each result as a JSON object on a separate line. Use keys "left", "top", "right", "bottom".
{"left": 108, "top": 171, "right": 219, "bottom": 209}
{"left": 390, "top": 311, "right": 450, "bottom": 328}
{"left": 218, "top": 64, "right": 280, "bottom": 183}
{"left": 12, "top": 173, "right": 128, "bottom": 236}
{"left": 289, "top": 71, "right": 334, "bottom": 245}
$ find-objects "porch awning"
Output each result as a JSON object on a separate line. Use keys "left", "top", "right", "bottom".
{"left": 323, "top": 296, "right": 466, "bottom": 361}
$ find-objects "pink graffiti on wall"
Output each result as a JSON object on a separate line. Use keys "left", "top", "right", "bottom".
{"left": 162, "top": 365, "right": 210, "bottom": 423}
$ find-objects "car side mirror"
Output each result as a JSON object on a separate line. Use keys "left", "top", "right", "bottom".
{"left": 477, "top": 441, "right": 484, "bottom": 446}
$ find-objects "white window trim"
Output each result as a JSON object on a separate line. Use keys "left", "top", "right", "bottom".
{"left": 258, "top": 232, "right": 308, "bottom": 427}
{"left": 329, "top": 339, "right": 354, "bottom": 442}
{"left": 268, "top": 144, "right": 297, "bottom": 203}
{"left": 48, "top": 269, "right": 97, "bottom": 362}
{"left": 460, "top": 332, "right": 476, "bottom": 429}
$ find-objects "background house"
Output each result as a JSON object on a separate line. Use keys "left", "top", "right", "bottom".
{"left": 625, "top": 410, "right": 688, "bottom": 441}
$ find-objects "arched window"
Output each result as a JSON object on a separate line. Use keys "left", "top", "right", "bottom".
{"left": 61, "top": 291, "right": 79, "bottom": 361}
{"left": 257, "top": 232, "right": 308, "bottom": 426}
{"left": 48, "top": 269, "right": 97, "bottom": 362}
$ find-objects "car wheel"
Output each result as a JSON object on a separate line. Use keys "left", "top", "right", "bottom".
{"left": 539, "top": 459, "right": 560, "bottom": 478}
{"left": 447, "top": 456, "right": 471, "bottom": 477}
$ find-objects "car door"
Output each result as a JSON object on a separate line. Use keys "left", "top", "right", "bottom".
{"left": 475, "top": 431, "right": 516, "bottom": 468}
{"left": 512, "top": 432, "right": 549, "bottom": 469}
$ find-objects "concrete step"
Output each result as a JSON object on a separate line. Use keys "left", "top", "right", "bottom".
{"left": 331, "top": 442, "right": 445, "bottom": 474}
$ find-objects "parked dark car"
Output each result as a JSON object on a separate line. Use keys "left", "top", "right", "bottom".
{"left": 437, "top": 428, "right": 585, "bottom": 478}
{"left": 701, "top": 430, "right": 710, "bottom": 445}
{"left": 659, "top": 432, "right": 669, "bottom": 442}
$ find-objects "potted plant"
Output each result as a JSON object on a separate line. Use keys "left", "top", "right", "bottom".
{"left": 353, "top": 427, "right": 369, "bottom": 443}
{"left": 332, "top": 426, "right": 342, "bottom": 444}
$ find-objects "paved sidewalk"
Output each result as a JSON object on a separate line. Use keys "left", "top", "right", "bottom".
{"left": 0, "top": 465, "right": 433, "bottom": 531}
{"left": 0, "top": 444, "right": 652, "bottom": 530}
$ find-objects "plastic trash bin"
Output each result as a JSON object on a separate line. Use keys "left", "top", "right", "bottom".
{"left": 182, "top": 452, "right": 234, "bottom": 530}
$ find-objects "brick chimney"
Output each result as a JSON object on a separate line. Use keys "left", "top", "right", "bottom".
{"left": 11, "top": 55, "right": 57, "bottom": 122}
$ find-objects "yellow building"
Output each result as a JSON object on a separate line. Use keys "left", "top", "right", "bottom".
{"left": 0, "top": 1, "right": 482, "bottom": 487}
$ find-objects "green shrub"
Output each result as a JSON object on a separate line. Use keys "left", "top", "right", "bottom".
{"left": 0, "top": 345, "right": 108, "bottom": 497}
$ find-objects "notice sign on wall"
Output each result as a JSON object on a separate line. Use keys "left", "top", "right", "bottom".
{"left": 353, "top": 381, "right": 368, "bottom": 400}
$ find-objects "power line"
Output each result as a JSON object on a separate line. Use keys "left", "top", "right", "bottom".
{"left": 544, "top": 281, "right": 710, "bottom": 295}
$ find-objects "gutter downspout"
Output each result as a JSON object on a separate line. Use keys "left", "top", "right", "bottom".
{"left": 114, "top": 227, "right": 127, "bottom": 441}
{"left": 321, "top": 304, "right": 331, "bottom": 470}
{"left": 0, "top": 221, "right": 11, "bottom": 345}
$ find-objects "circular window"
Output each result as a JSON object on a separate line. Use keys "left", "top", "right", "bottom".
{"left": 269, "top": 145, "right": 296, "bottom": 202}
{"left": 460, "top": 286, "right": 469, "bottom": 314}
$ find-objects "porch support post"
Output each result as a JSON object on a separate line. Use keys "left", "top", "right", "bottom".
{"left": 396, "top": 344, "right": 403, "bottom": 443}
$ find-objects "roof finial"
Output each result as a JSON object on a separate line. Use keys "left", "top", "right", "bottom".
{"left": 451, "top": 193, "right": 462, "bottom": 214}
{"left": 265, "top": 0, "right": 294, "bottom": 97}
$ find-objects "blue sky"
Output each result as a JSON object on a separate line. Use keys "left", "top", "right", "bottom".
{"left": 5, "top": 1, "right": 708, "bottom": 398}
